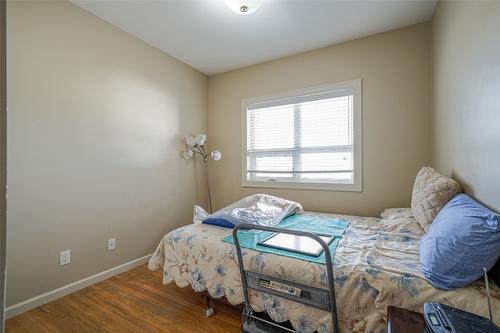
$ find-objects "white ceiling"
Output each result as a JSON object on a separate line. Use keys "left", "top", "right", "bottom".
{"left": 71, "top": 0, "right": 437, "bottom": 75}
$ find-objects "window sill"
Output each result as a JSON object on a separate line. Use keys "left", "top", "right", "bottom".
{"left": 241, "top": 180, "right": 362, "bottom": 192}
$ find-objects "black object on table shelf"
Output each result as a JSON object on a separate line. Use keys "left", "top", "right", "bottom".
{"left": 423, "top": 302, "right": 499, "bottom": 333}
{"left": 387, "top": 304, "right": 500, "bottom": 333}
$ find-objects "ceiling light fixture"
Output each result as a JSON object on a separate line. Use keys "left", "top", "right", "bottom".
{"left": 225, "top": 0, "right": 263, "bottom": 15}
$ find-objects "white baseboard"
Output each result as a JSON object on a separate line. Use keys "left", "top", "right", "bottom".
{"left": 5, "top": 254, "right": 152, "bottom": 319}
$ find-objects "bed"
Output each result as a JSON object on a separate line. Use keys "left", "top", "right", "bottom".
{"left": 148, "top": 208, "right": 500, "bottom": 333}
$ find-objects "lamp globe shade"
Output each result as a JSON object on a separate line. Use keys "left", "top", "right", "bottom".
{"left": 183, "top": 149, "right": 194, "bottom": 160}
{"left": 194, "top": 134, "right": 207, "bottom": 146}
{"left": 211, "top": 151, "right": 222, "bottom": 161}
{"left": 186, "top": 136, "right": 196, "bottom": 147}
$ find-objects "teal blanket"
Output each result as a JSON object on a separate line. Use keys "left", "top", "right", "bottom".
{"left": 223, "top": 214, "right": 349, "bottom": 264}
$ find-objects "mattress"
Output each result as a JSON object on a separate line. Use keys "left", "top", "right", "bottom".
{"left": 149, "top": 208, "right": 500, "bottom": 333}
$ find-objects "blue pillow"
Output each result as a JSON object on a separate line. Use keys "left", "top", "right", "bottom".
{"left": 419, "top": 194, "right": 500, "bottom": 290}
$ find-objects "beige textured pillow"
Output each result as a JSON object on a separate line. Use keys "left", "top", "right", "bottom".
{"left": 411, "top": 167, "right": 461, "bottom": 232}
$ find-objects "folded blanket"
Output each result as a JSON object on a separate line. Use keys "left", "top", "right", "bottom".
{"left": 223, "top": 214, "right": 350, "bottom": 264}
{"left": 194, "top": 194, "right": 303, "bottom": 229}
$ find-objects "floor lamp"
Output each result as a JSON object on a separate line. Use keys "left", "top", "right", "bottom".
{"left": 183, "top": 134, "right": 221, "bottom": 214}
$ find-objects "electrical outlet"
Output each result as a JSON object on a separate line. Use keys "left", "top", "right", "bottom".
{"left": 59, "top": 250, "right": 71, "bottom": 266}
{"left": 107, "top": 238, "right": 116, "bottom": 251}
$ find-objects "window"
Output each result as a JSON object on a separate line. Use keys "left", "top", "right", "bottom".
{"left": 242, "top": 79, "right": 362, "bottom": 191}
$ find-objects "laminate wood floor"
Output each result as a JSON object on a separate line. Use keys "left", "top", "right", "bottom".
{"left": 6, "top": 264, "right": 242, "bottom": 333}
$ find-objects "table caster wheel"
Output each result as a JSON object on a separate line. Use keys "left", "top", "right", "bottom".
{"left": 203, "top": 307, "right": 215, "bottom": 317}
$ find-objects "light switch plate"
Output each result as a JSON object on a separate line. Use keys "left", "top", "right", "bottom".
{"left": 107, "top": 238, "right": 116, "bottom": 251}
{"left": 59, "top": 250, "right": 71, "bottom": 266}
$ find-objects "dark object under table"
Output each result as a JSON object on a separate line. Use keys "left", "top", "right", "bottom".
{"left": 387, "top": 305, "right": 428, "bottom": 333}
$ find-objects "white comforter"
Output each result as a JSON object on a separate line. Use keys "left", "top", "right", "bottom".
{"left": 149, "top": 209, "right": 500, "bottom": 333}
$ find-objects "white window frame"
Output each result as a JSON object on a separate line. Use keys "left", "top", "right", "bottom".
{"left": 241, "top": 79, "right": 362, "bottom": 192}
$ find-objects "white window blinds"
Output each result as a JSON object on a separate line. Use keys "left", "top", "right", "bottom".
{"left": 244, "top": 85, "right": 360, "bottom": 189}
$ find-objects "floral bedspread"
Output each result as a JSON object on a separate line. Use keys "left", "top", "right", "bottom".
{"left": 149, "top": 208, "right": 500, "bottom": 333}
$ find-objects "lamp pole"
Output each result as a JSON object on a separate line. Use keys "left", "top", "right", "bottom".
{"left": 188, "top": 143, "right": 216, "bottom": 214}
{"left": 203, "top": 158, "right": 213, "bottom": 214}
{"left": 184, "top": 135, "right": 221, "bottom": 214}
{"left": 198, "top": 145, "right": 213, "bottom": 214}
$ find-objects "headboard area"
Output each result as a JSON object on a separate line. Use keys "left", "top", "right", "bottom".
{"left": 432, "top": 0, "right": 500, "bottom": 288}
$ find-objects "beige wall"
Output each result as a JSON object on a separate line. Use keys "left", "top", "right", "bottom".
{"left": 208, "top": 23, "right": 432, "bottom": 217}
{"left": 6, "top": 1, "right": 207, "bottom": 306}
{"left": 432, "top": 1, "right": 500, "bottom": 213}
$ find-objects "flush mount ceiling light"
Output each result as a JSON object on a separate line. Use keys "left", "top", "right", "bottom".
{"left": 225, "top": 0, "right": 263, "bottom": 15}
